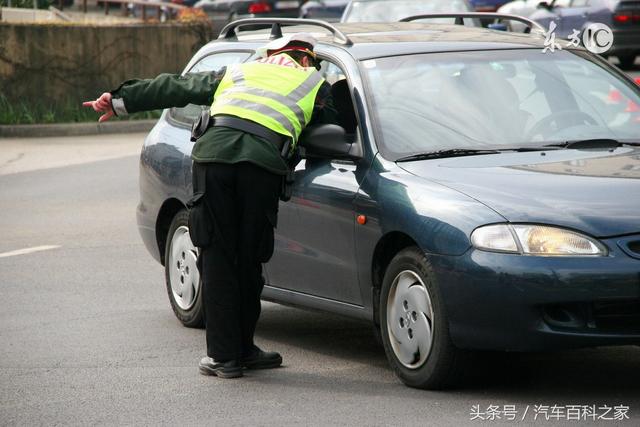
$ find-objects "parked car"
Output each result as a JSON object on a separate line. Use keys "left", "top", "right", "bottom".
{"left": 194, "top": 0, "right": 304, "bottom": 29}
{"left": 497, "top": 0, "right": 570, "bottom": 32}
{"left": 498, "top": 0, "right": 569, "bottom": 16}
{"left": 341, "top": 0, "right": 473, "bottom": 23}
{"left": 468, "top": 0, "right": 510, "bottom": 11}
{"left": 137, "top": 17, "right": 640, "bottom": 389}
{"left": 171, "top": 0, "right": 201, "bottom": 7}
{"left": 300, "top": 0, "right": 349, "bottom": 21}
{"left": 530, "top": 0, "right": 640, "bottom": 69}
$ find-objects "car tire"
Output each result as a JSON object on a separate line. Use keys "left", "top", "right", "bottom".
{"left": 618, "top": 55, "right": 637, "bottom": 70}
{"left": 380, "top": 246, "right": 469, "bottom": 389}
{"left": 164, "top": 210, "right": 204, "bottom": 328}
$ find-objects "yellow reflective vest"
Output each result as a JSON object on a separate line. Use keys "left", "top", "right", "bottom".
{"left": 210, "top": 54, "right": 325, "bottom": 146}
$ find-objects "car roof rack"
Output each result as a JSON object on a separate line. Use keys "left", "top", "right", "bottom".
{"left": 400, "top": 13, "right": 546, "bottom": 35}
{"left": 219, "top": 18, "right": 353, "bottom": 46}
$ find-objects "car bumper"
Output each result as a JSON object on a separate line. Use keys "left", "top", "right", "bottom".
{"left": 137, "top": 201, "right": 161, "bottom": 264}
{"left": 610, "top": 29, "right": 640, "bottom": 55}
{"left": 431, "top": 235, "right": 640, "bottom": 352}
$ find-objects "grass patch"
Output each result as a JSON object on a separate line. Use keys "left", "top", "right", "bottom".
{"left": 0, "top": 95, "right": 161, "bottom": 125}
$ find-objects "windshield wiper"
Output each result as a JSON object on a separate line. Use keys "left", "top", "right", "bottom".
{"left": 396, "top": 149, "right": 501, "bottom": 162}
{"left": 395, "top": 146, "right": 560, "bottom": 162}
{"left": 543, "top": 139, "right": 640, "bottom": 149}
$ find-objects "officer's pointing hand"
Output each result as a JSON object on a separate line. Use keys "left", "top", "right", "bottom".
{"left": 82, "top": 92, "right": 114, "bottom": 123}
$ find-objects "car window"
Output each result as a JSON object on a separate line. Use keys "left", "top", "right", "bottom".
{"left": 169, "top": 51, "right": 252, "bottom": 126}
{"left": 320, "top": 60, "right": 347, "bottom": 85}
{"left": 362, "top": 50, "right": 640, "bottom": 159}
{"left": 318, "top": 58, "right": 361, "bottom": 146}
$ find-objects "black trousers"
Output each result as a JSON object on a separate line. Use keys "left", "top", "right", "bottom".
{"left": 193, "top": 161, "right": 281, "bottom": 361}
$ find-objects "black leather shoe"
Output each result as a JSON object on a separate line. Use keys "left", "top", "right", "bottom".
{"left": 199, "top": 357, "right": 243, "bottom": 378}
{"left": 242, "top": 346, "right": 282, "bottom": 370}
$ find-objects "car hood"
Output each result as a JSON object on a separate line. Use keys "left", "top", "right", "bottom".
{"left": 398, "top": 146, "right": 640, "bottom": 237}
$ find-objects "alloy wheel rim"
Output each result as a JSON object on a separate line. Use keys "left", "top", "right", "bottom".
{"left": 386, "top": 269, "right": 435, "bottom": 369}
{"left": 169, "top": 226, "right": 200, "bottom": 310}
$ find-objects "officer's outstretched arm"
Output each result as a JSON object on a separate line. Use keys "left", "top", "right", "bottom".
{"left": 82, "top": 69, "right": 226, "bottom": 122}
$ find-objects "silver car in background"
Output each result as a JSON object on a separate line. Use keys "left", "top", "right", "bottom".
{"left": 341, "top": 0, "right": 473, "bottom": 22}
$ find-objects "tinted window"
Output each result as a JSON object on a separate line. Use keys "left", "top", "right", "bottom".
{"left": 362, "top": 49, "right": 640, "bottom": 159}
{"left": 169, "top": 51, "right": 251, "bottom": 125}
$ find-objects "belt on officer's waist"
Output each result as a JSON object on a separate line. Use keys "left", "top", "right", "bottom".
{"left": 213, "top": 115, "right": 287, "bottom": 152}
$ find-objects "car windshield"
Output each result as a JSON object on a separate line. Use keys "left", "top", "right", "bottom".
{"left": 361, "top": 49, "right": 640, "bottom": 159}
{"left": 343, "top": 0, "right": 470, "bottom": 22}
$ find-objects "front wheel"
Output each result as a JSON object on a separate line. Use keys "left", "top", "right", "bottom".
{"left": 164, "top": 210, "right": 204, "bottom": 328}
{"left": 380, "top": 247, "right": 469, "bottom": 389}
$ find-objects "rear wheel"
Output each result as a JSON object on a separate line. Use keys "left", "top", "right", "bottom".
{"left": 380, "top": 247, "right": 469, "bottom": 389}
{"left": 618, "top": 55, "right": 637, "bottom": 70}
{"left": 164, "top": 210, "right": 204, "bottom": 328}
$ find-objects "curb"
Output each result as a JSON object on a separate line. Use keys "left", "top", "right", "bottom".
{"left": 0, "top": 120, "right": 157, "bottom": 138}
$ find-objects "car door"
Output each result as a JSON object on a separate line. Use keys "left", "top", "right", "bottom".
{"left": 530, "top": 0, "right": 569, "bottom": 33}
{"left": 265, "top": 60, "right": 365, "bottom": 305}
{"left": 584, "top": 0, "right": 612, "bottom": 27}
{"left": 558, "top": 0, "right": 591, "bottom": 37}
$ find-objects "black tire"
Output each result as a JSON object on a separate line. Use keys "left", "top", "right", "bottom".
{"left": 380, "top": 246, "right": 470, "bottom": 389}
{"left": 164, "top": 210, "right": 204, "bottom": 328}
{"left": 618, "top": 55, "right": 637, "bottom": 70}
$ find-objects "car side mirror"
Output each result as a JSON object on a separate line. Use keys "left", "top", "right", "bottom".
{"left": 299, "top": 124, "right": 362, "bottom": 160}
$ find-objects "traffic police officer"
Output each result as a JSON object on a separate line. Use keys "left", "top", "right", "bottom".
{"left": 84, "top": 33, "right": 338, "bottom": 378}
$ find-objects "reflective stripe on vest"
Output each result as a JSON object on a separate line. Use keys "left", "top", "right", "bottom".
{"left": 210, "top": 57, "right": 324, "bottom": 144}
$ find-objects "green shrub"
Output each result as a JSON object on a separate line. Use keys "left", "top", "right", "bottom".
{"left": 0, "top": 0, "right": 52, "bottom": 9}
{"left": 0, "top": 95, "right": 161, "bottom": 125}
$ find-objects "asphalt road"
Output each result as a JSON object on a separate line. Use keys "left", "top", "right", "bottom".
{"left": 1, "top": 133, "right": 639, "bottom": 427}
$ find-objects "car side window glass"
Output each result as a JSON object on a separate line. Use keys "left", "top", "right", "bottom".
{"left": 169, "top": 51, "right": 251, "bottom": 126}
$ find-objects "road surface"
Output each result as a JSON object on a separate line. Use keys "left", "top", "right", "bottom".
{"left": 1, "top": 133, "right": 639, "bottom": 426}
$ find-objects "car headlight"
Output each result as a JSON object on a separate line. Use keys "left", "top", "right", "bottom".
{"left": 471, "top": 224, "right": 606, "bottom": 256}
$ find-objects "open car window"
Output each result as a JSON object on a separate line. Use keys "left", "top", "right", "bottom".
{"left": 319, "top": 59, "right": 360, "bottom": 144}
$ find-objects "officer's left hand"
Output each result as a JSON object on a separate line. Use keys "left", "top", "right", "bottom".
{"left": 82, "top": 92, "right": 114, "bottom": 123}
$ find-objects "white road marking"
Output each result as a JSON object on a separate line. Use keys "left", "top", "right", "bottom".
{"left": 0, "top": 245, "right": 61, "bottom": 259}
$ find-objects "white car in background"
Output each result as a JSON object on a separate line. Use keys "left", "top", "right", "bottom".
{"left": 498, "top": 0, "right": 569, "bottom": 32}
{"left": 499, "top": 0, "right": 570, "bottom": 16}
{"left": 341, "top": 0, "right": 473, "bottom": 23}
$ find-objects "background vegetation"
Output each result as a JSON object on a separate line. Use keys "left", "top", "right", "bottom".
{"left": 0, "top": 21, "right": 215, "bottom": 125}
{"left": 0, "top": 94, "right": 161, "bottom": 124}
{"left": 0, "top": 0, "right": 52, "bottom": 8}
